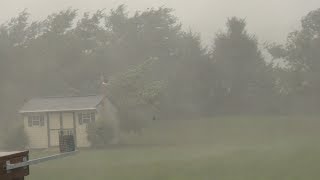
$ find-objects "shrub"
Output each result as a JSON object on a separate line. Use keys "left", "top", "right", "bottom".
{"left": 87, "top": 121, "right": 114, "bottom": 148}
{"left": 119, "top": 114, "right": 146, "bottom": 134}
{"left": 4, "top": 125, "right": 29, "bottom": 150}
{"left": 118, "top": 107, "right": 151, "bottom": 134}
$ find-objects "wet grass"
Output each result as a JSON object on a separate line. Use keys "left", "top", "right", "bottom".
{"left": 28, "top": 116, "right": 320, "bottom": 180}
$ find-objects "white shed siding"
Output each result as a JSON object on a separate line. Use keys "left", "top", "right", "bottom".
{"left": 23, "top": 110, "right": 109, "bottom": 148}
{"left": 49, "top": 112, "right": 60, "bottom": 129}
{"left": 20, "top": 95, "right": 111, "bottom": 149}
{"left": 24, "top": 111, "right": 93, "bottom": 148}
{"left": 75, "top": 111, "right": 92, "bottom": 147}
{"left": 48, "top": 112, "right": 76, "bottom": 147}
{"left": 62, "top": 112, "right": 74, "bottom": 129}
{"left": 48, "top": 112, "right": 60, "bottom": 146}
{"left": 24, "top": 114, "right": 48, "bottom": 149}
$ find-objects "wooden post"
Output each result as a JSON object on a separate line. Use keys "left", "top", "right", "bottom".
{"left": 72, "top": 112, "right": 77, "bottom": 148}
{"left": 46, "top": 112, "right": 50, "bottom": 148}
{"left": 0, "top": 151, "right": 29, "bottom": 180}
{"left": 59, "top": 112, "right": 63, "bottom": 130}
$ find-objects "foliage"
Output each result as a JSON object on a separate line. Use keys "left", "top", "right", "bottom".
{"left": 3, "top": 125, "right": 29, "bottom": 150}
{"left": 106, "top": 58, "right": 167, "bottom": 133}
{"left": 2, "top": 5, "right": 320, "bottom": 130}
{"left": 87, "top": 120, "right": 114, "bottom": 148}
{"left": 107, "top": 58, "right": 166, "bottom": 106}
{"left": 268, "top": 8, "right": 320, "bottom": 113}
{"left": 0, "top": 6, "right": 209, "bottom": 129}
{"left": 211, "top": 17, "right": 275, "bottom": 114}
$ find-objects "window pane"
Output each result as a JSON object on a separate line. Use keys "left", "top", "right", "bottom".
{"left": 83, "top": 113, "right": 90, "bottom": 119}
{"left": 40, "top": 115, "right": 45, "bottom": 126}
{"left": 83, "top": 119, "right": 90, "bottom": 124}
{"left": 33, "top": 120, "right": 40, "bottom": 126}
{"left": 78, "top": 112, "right": 95, "bottom": 124}
{"left": 28, "top": 116, "right": 32, "bottom": 127}
{"left": 33, "top": 116, "right": 40, "bottom": 121}
{"left": 78, "top": 113, "right": 83, "bottom": 125}
{"left": 91, "top": 112, "right": 95, "bottom": 122}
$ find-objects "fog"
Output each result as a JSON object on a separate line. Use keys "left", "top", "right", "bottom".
{"left": 1, "top": 1, "right": 320, "bottom": 179}
{"left": 1, "top": 0, "right": 320, "bottom": 44}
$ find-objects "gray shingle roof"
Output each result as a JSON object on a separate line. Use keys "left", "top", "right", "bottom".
{"left": 19, "top": 95, "right": 104, "bottom": 113}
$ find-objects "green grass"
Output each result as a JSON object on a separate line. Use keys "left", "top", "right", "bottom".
{"left": 28, "top": 116, "right": 320, "bottom": 180}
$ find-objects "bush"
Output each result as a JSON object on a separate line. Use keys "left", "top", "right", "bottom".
{"left": 87, "top": 121, "right": 114, "bottom": 148}
{"left": 119, "top": 108, "right": 151, "bottom": 134}
{"left": 4, "top": 125, "right": 29, "bottom": 150}
{"left": 120, "top": 115, "right": 146, "bottom": 134}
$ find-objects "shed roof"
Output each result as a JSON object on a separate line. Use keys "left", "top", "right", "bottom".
{"left": 19, "top": 95, "right": 104, "bottom": 113}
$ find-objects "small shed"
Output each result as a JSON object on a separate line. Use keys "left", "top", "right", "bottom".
{"left": 19, "top": 95, "right": 110, "bottom": 148}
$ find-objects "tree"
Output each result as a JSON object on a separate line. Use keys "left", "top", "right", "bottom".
{"left": 211, "top": 17, "right": 275, "bottom": 114}
{"left": 0, "top": 10, "right": 32, "bottom": 127}
{"left": 0, "top": 5, "right": 214, "bottom": 134}
{"left": 106, "top": 58, "right": 167, "bottom": 133}
{"left": 267, "top": 8, "right": 320, "bottom": 113}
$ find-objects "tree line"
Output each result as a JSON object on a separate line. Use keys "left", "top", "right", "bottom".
{"left": 1, "top": 5, "right": 320, "bottom": 131}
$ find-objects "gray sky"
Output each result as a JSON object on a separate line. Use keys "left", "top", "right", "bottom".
{"left": 1, "top": 0, "right": 320, "bottom": 44}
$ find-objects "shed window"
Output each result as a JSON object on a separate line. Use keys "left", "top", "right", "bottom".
{"left": 28, "top": 115, "right": 45, "bottom": 127}
{"left": 78, "top": 112, "right": 95, "bottom": 125}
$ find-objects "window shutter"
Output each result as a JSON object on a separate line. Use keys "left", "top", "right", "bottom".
{"left": 28, "top": 116, "right": 32, "bottom": 127}
{"left": 40, "top": 115, "right": 45, "bottom": 126}
{"left": 78, "top": 113, "right": 83, "bottom": 125}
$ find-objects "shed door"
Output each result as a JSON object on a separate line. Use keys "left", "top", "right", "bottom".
{"left": 49, "top": 112, "right": 75, "bottom": 147}
{"left": 49, "top": 113, "right": 61, "bottom": 146}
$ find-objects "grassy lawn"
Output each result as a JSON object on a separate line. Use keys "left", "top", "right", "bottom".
{"left": 28, "top": 116, "right": 320, "bottom": 180}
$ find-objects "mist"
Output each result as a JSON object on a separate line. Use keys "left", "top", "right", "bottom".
{"left": 1, "top": 1, "right": 320, "bottom": 180}
{"left": 1, "top": 0, "right": 320, "bottom": 44}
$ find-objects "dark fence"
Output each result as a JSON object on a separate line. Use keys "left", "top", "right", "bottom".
{"left": 59, "top": 130, "right": 75, "bottom": 153}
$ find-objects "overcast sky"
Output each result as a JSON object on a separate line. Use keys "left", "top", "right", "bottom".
{"left": 1, "top": 0, "right": 320, "bottom": 44}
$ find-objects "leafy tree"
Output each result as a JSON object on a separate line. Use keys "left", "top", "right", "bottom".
{"left": 0, "top": 11, "right": 32, "bottom": 126}
{"left": 106, "top": 58, "right": 167, "bottom": 133}
{"left": 267, "top": 8, "right": 320, "bottom": 113}
{"left": 0, "top": 5, "right": 219, "bottom": 133}
{"left": 211, "top": 17, "right": 275, "bottom": 114}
